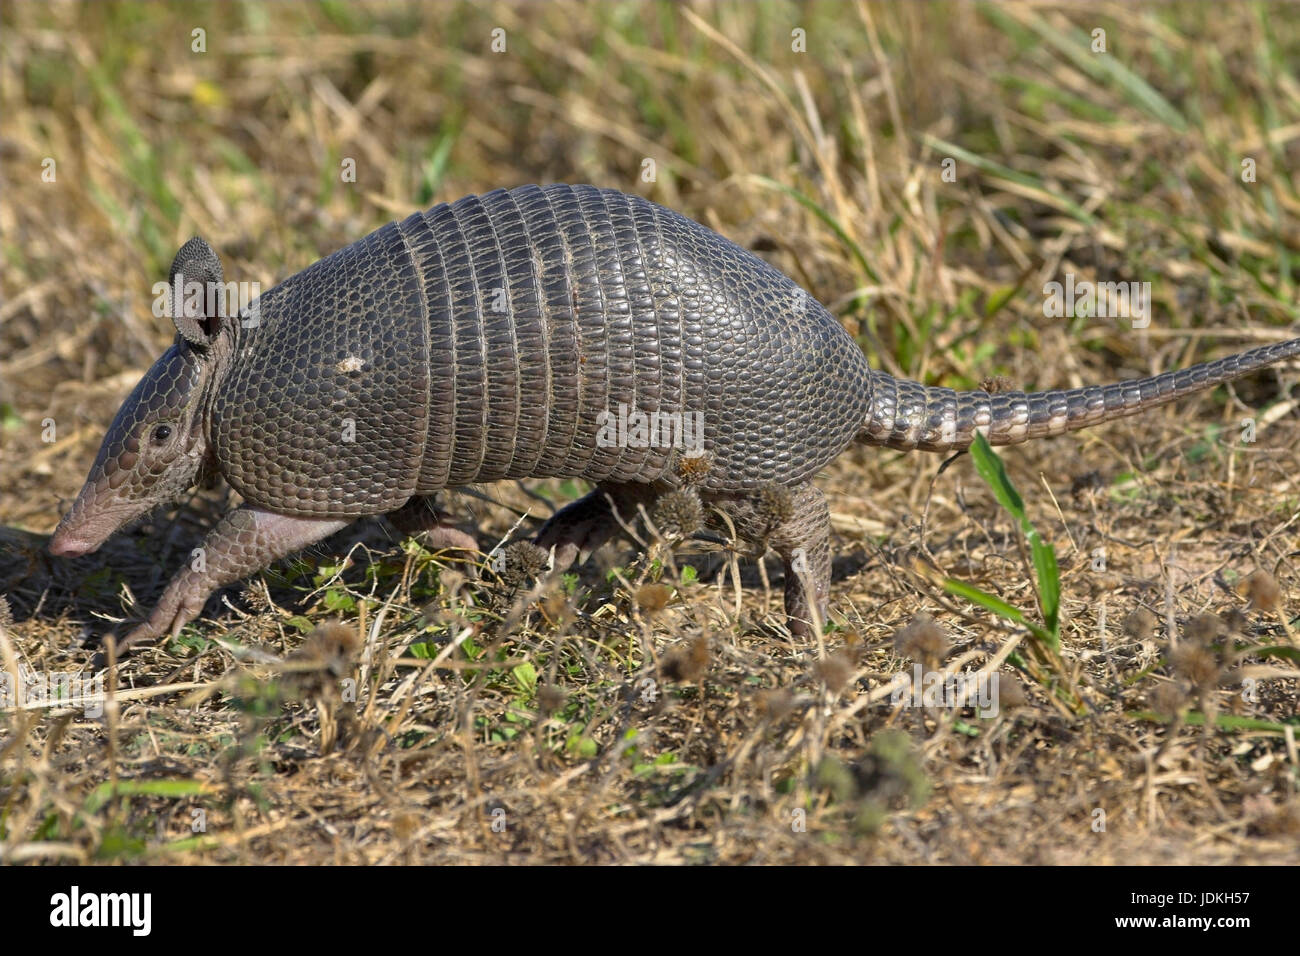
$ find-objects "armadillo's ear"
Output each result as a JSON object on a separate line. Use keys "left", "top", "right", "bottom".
{"left": 169, "top": 236, "right": 227, "bottom": 346}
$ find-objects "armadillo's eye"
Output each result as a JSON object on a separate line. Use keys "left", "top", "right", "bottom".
{"left": 151, "top": 424, "right": 173, "bottom": 445}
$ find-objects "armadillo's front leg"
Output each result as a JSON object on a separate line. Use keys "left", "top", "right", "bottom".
{"left": 119, "top": 506, "right": 350, "bottom": 649}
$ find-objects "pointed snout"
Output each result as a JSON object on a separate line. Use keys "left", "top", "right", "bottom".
{"left": 48, "top": 524, "right": 98, "bottom": 558}
{"left": 48, "top": 484, "right": 139, "bottom": 558}
{"left": 49, "top": 502, "right": 103, "bottom": 558}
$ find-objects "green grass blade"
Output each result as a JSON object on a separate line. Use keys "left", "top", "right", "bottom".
{"left": 1015, "top": 12, "right": 1188, "bottom": 132}
{"left": 748, "top": 175, "right": 880, "bottom": 284}
{"left": 922, "top": 135, "right": 1098, "bottom": 227}
{"left": 969, "top": 432, "right": 1027, "bottom": 521}
{"left": 944, "top": 578, "right": 1025, "bottom": 623}
{"left": 1249, "top": 645, "right": 1300, "bottom": 665}
{"left": 943, "top": 578, "right": 1054, "bottom": 645}
{"left": 963, "top": 433, "right": 1061, "bottom": 647}
{"left": 1127, "top": 711, "right": 1298, "bottom": 734}
{"left": 1027, "top": 530, "right": 1060, "bottom": 645}
{"left": 82, "top": 779, "right": 210, "bottom": 815}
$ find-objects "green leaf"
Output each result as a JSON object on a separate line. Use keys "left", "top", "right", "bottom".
{"left": 512, "top": 661, "right": 538, "bottom": 695}
{"left": 965, "top": 434, "right": 1061, "bottom": 648}
{"left": 566, "top": 734, "right": 598, "bottom": 759}
{"left": 1127, "top": 710, "right": 1297, "bottom": 734}
{"left": 313, "top": 563, "right": 346, "bottom": 584}
{"left": 943, "top": 578, "right": 1026, "bottom": 623}
{"left": 418, "top": 124, "right": 459, "bottom": 204}
{"left": 984, "top": 284, "right": 1019, "bottom": 318}
{"left": 82, "top": 779, "right": 209, "bottom": 815}
{"left": 323, "top": 589, "right": 356, "bottom": 612}
{"left": 1015, "top": 12, "right": 1188, "bottom": 132}
{"left": 1027, "top": 530, "right": 1060, "bottom": 646}
{"left": 943, "top": 578, "right": 1054, "bottom": 646}
{"left": 969, "top": 432, "right": 1027, "bottom": 520}
{"left": 1249, "top": 644, "right": 1300, "bottom": 665}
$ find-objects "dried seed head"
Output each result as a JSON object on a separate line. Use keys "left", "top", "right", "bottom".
{"left": 537, "top": 683, "right": 567, "bottom": 716}
{"left": 997, "top": 673, "right": 1027, "bottom": 710}
{"left": 1150, "top": 681, "right": 1189, "bottom": 719}
{"left": 651, "top": 488, "right": 704, "bottom": 538}
{"left": 757, "top": 482, "right": 796, "bottom": 525}
{"left": 0, "top": 594, "right": 11, "bottom": 628}
{"left": 1247, "top": 799, "right": 1300, "bottom": 837}
{"left": 1184, "top": 613, "right": 1224, "bottom": 647}
{"left": 541, "top": 586, "right": 571, "bottom": 623}
{"left": 980, "top": 375, "right": 1015, "bottom": 394}
{"left": 635, "top": 582, "right": 673, "bottom": 615}
{"left": 289, "top": 621, "right": 362, "bottom": 681}
{"left": 1123, "top": 607, "right": 1158, "bottom": 642}
{"left": 661, "top": 635, "right": 710, "bottom": 683}
{"left": 240, "top": 583, "right": 271, "bottom": 613}
{"left": 1088, "top": 573, "right": 1123, "bottom": 597}
{"left": 1070, "top": 471, "right": 1105, "bottom": 497}
{"left": 297, "top": 621, "right": 360, "bottom": 659}
{"left": 393, "top": 812, "right": 422, "bottom": 841}
{"left": 1222, "top": 607, "right": 1249, "bottom": 635}
{"left": 437, "top": 568, "right": 470, "bottom": 598}
{"left": 816, "top": 651, "right": 854, "bottom": 695}
{"left": 1169, "top": 643, "right": 1221, "bottom": 690}
{"left": 674, "top": 451, "right": 712, "bottom": 486}
{"left": 419, "top": 599, "right": 446, "bottom": 627}
{"left": 893, "top": 613, "right": 951, "bottom": 667}
{"left": 498, "top": 541, "right": 550, "bottom": 589}
{"left": 757, "top": 687, "right": 795, "bottom": 722}
{"left": 1241, "top": 570, "right": 1280, "bottom": 613}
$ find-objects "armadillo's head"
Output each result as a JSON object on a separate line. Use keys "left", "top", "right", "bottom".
{"left": 49, "top": 237, "right": 233, "bottom": 558}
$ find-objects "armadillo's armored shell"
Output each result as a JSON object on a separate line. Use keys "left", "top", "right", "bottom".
{"left": 212, "top": 184, "right": 872, "bottom": 518}
{"left": 212, "top": 224, "right": 429, "bottom": 515}
{"left": 396, "top": 185, "right": 871, "bottom": 492}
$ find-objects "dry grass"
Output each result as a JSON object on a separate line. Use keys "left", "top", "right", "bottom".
{"left": 1, "top": 0, "right": 1298, "bottom": 865}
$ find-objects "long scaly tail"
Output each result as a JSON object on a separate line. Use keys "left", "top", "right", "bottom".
{"left": 858, "top": 337, "right": 1300, "bottom": 451}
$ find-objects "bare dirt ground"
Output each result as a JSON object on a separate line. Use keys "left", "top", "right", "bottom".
{"left": 1, "top": 1, "right": 1298, "bottom": 865}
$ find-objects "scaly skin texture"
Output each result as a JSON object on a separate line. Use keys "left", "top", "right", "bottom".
{"left": 211, "top": 184, "right": 871, "bottom": 510}
{"left": 122, "top": 508, "right": 349, "bottom": 649}
{"left": 49, "top": 185, "right": 1300, "bottom": 648}
{"left": 859, "top": 339, "right": 1300, "bottom": 451}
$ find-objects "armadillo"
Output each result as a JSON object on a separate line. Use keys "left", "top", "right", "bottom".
{"left": 48, "top": 184, "right": 1300, "bottom": 646}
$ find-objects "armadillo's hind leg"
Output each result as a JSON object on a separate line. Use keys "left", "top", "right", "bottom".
{"left": 770, "top": 485, "right": 832, "bottom": 639}
{"left": 705, "top": 482, "right": 831, "bottom": 640}
{"left": 387, "top": 494, "right": 480, "bottom": 554}
{"left": 534, "top": 482, "right": 665, "bottom": 570}
{"left": 119, "top": 507, "right": 350, "bottom": 650}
